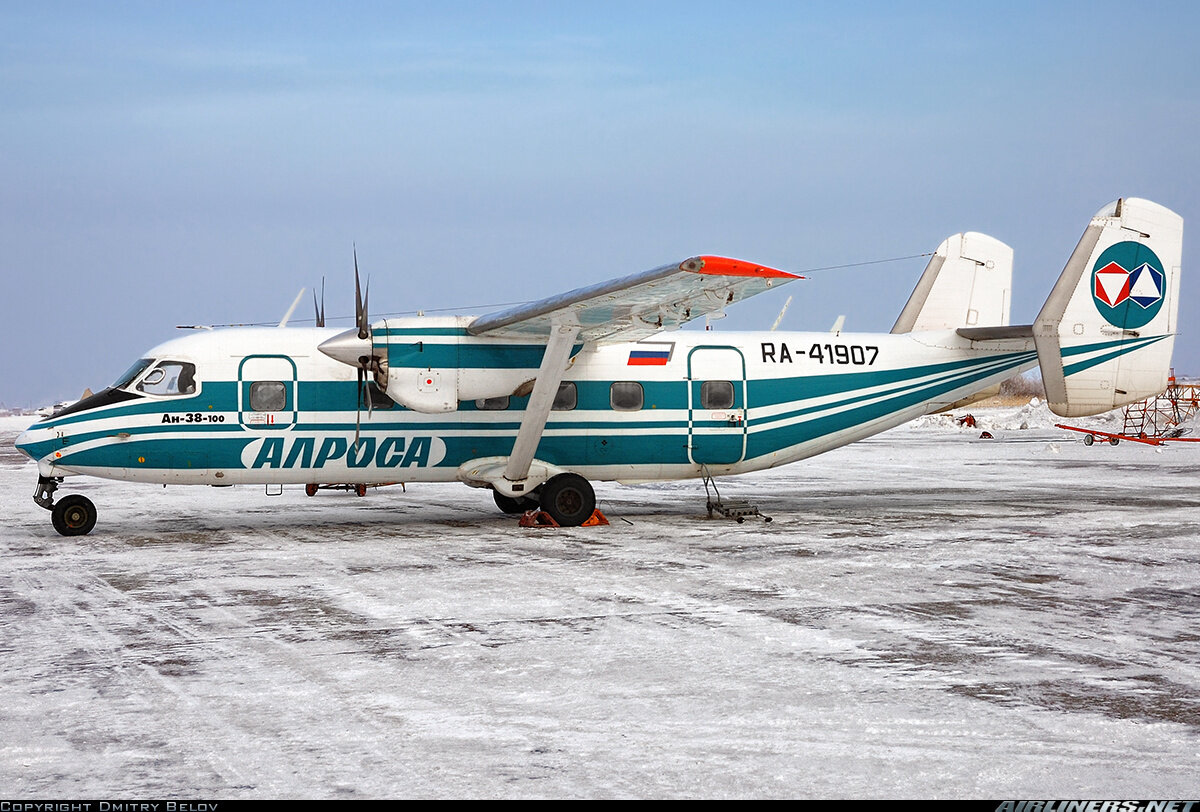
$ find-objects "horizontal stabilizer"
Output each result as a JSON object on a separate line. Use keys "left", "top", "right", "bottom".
{"left": 892, "top": 233, "right": 1012, "bottom": 333}
{"left": 957, "top": 325, "right": 1034, "bottom": 341}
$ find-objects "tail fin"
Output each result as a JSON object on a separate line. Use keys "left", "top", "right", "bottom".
{"left": 1034, "top": 198, "right": 1183, "bottom": 417}
{"left": 892, "top": 232, "right": 1012, "bottom": 333}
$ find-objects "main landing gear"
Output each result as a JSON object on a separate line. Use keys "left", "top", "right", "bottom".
{"left": 493, "top": 472, "right": 597, "bottom": 527}
{"left": 493, "top": 490, "right": 539, "bottom": 514}
{"left": 34, "top": 476, "right": 98, "bottom": 537}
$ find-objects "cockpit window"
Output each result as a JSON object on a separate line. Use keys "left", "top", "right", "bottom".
{"left": 136, "top": 361, "right": 198, "bottom": 396}
{"left": 113, "top": 358, "right": 154, "bottom": 390}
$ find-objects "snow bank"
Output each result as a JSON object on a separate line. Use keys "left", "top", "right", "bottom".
{"left": 908, "top": 398, "right": 1126, "bottom": 434}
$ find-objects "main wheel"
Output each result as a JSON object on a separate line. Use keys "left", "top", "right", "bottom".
{"left": 51, "top": 494, "right": 97, "bottom": 537}
{"left": 493, "top": 489, "right": 539, "bottom": 514}
{"left": 538, "top": 473, "right": 596, "bottom": 527}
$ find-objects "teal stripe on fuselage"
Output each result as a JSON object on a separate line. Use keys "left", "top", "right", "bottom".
{"left": 754, "top": 351, "right": 1037, "bottom": 429}
{"left": 750, "top": 350, "right": 1036, "bottom": 427}
{"left": 386, "top": 342, "right": 545, "bottom": 369}
{"left": 53, "top": 437, "right": 251, "bottom": 471}
{"left": 378, "top": 327, "right": 469, "bottom": 336}
{"left": 297, "top": 380, "right": 690, "bottom": 413}
{"left": 746, "top": 350, "right": 1035, "bottom": 457}
{"left": 59, "top": 430, "right": 693, "bottom": 471}
{"left": 384, "top": 339, "right": 584, "bottom": 369}
{"left": 749, "top": 351, "right": 1031, "bottom": 410}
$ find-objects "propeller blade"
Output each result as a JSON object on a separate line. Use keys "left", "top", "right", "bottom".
{"left": 355, "top": 367, "right": 364, "bottom": 451}
{"left": 354, "top": 247, "right": 371, "bottom": 340}
{"left": 361, "top": 277, "right": 371, "bottom": 340}
{"left": 313, "top": 277, "right": 326, "bottom": 327}
{"left": 353, "top": 246, "right": 361, "bottom": 312}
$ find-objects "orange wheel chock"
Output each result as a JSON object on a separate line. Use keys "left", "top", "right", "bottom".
{"left": 581, "top": 509, "right": 610, "bottom": 527}
{"left": 519, "top": 510, "right": 559, "bottom": 527}
{"left": 518, "top": 508, "right": 610, "bottom": 528}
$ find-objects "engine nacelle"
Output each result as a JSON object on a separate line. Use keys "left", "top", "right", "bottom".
{"left": 379, "top": 317, "right": 557, "bottom": 413}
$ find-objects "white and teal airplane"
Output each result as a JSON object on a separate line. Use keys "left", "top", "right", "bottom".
{"left": 16, "top": 198, "right": 1183, "bottom": 535}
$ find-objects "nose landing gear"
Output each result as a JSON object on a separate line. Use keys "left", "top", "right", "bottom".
{"left": 51, "top": 495, "right": 97, "bottom": 536}
{"left": 33, "top": 476, "right": 98, "bottom": 536}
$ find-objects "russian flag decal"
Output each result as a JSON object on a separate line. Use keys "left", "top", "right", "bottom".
{"left": 627, "top": 345, "right": 673, "bottom": 366}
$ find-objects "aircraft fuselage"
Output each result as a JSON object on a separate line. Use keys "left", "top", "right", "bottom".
{"left": 16, "top": 322, "right": 1039, "bottom": 488}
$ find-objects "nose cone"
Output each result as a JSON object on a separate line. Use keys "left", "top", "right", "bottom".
{"left": 319, "top": 328, "right": 373, "bottom": 368}
{"left": 15, "top": 422, "right": 62, "bottom": 477}
{"left": 15, "top": 423, "right": 45, "bottom": 461}
{"left": 15, "top": 428, "right": 34, "bottom": 459}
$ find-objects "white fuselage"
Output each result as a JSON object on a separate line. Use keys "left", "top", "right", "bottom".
{"left": 16, "top": 323, "right": 1039, "bottom": 488}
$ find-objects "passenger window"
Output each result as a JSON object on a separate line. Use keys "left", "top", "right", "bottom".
{"left": 476, "top": 396, "right": 510, "bottom": 411}
{"left": 701, "top": 380, "right": 735, "bottom": 410}
{"left": 610, "top": 382, "right": 644, "bottom": 411}
{"left": 553, "top": 382, "right": 577, "bottom": 411}
{"left": 136, "top": 361, "right": 197, "bottom": 396}
{"left": 250, "top": 381, "right": 287, "bottom": 411}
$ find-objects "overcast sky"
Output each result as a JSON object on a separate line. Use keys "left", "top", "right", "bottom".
{"left": 2, "top": 1, "right": 1197, "bottom": 408}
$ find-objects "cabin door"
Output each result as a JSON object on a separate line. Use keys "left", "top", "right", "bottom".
{"left": 687, "top": 346, "right": 747, "bottom": 465}
{"left": 238, "top": 355, "right": 298, "bottom": 430}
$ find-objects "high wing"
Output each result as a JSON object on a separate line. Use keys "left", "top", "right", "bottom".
{"left": 467, "top": 256, "right": 800, "bottom": 342}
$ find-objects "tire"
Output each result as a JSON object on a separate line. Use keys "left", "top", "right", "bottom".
{"left": 538, "top": 473, "right": 596, "bottom": 527}
{"left": 52, "top": 494, "right": 97, "bottom": 537}
{"left": 305, "top": 484, "right": 318, "bottom": 497}
{"left": 493, "top": 489, "right": 539, "bottom": 514}
{"left": 1109, "top": 437, "right": 1120, "bottom": 446}
{"left": 1083, "top": 434, "right": 1094, "bottom": 446}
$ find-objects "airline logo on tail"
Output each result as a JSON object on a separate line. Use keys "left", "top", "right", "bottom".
{"left": 1091, "top": 241, "right": 1165, "bottom": 329}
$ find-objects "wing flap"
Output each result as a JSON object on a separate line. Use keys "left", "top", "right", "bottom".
{"left": 468, "top": 256, "right": 799, "bottom": 342}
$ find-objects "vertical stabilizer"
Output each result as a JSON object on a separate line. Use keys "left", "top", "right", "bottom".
{"left": 892, "top": 232, "right": 1012, "bottom": 333}
{"left": 1034, "top": 198, "right": 1183, "bottom": 417}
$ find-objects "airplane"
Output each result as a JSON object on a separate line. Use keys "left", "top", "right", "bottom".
{"left": 15, "top": 197, "right": 1183, "bottom": 535}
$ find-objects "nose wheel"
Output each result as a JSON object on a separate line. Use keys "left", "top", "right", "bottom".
{"left": 33, "top": 476, "right": 98, "bottom": 536}
{"left": 51, "top": 495, "right": 98, "bottom": 536}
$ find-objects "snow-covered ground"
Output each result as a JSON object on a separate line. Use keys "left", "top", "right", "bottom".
{"left": 1, "top": 406, "right": 1198, "bottom": 798}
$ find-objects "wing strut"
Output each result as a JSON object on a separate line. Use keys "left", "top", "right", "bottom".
{"left": 503, "top": 324, "right": 581, "bottom": 490}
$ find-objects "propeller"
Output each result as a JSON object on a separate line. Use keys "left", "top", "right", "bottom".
{"left": 315, "top": 248, "right": 385, "bottom": 452}
{"left": 351, "top": 247, "right": 379, "bottom": 450}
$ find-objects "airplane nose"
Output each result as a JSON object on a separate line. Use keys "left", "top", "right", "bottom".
{"left": 15, "top": 428, "right": 36, "bottom": 460}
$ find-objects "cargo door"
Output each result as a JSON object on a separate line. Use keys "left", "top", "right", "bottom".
{"left": 238, "top": 355, "right": 297, "bottom": 430}
{"left": 687, "top": 347, "right": 746, "bottom": 465}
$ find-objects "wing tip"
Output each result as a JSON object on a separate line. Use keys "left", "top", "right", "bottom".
{"left": 683, "top": 255, "right": 801, "bottom": 280}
